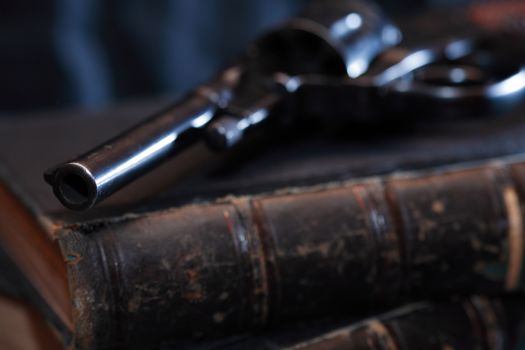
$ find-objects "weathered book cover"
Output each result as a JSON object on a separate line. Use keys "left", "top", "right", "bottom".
{"left": 208, "top": 297, "right": 525, "bottom": 350}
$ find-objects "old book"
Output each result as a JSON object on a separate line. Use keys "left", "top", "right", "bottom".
{"left": 3, "top": 96, "right": 525, "bottom": 349}
{"left": 213, "top": 297, "right": 525, "bottom": 350}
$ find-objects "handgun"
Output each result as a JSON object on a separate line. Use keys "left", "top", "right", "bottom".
{"left": 44, "top": 0, "right": 525, "bottom": 210}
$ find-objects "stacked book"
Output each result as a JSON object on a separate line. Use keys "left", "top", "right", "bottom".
{"left": 3, "top": 4, "right": 525, "bottom": 350}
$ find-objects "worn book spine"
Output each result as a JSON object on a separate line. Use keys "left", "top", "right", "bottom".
{"left": 284, "top": 296, "right": 525, "bottom": 350}
{"left": 58, "top": 158, "right": 525, "bottom": 349}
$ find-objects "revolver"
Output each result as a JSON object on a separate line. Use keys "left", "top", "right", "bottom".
{"left": 45, "top": 0, "right": 525, "bottom": 210}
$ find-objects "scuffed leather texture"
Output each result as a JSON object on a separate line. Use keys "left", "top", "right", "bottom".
{"left": 56, "top": 157, "right": 525, "bottom": 349}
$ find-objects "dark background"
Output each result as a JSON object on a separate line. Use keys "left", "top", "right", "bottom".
{"left": 0, "top": 0, "right": 468, "bottom": 114}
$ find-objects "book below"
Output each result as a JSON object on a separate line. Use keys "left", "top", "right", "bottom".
{"left": 3, "top": 89, "right": 525, "bottom": 349}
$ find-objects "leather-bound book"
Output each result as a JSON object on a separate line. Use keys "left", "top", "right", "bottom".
{"left": 3, "top": 93, "right": 525, "bottom": 349}
{"left": 217, "top": 297, "right": 525, "bottom": 350}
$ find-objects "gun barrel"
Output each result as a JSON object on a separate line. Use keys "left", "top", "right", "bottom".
{"left": 45, "top": 0, "right": 400, "bottom": 210}
{"left": 45, "top": 93, "right": 217, "bottom": 210}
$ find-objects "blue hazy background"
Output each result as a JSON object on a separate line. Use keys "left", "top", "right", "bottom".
{"left": 0, "top": 0, "right": 469, "bottom": 113}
